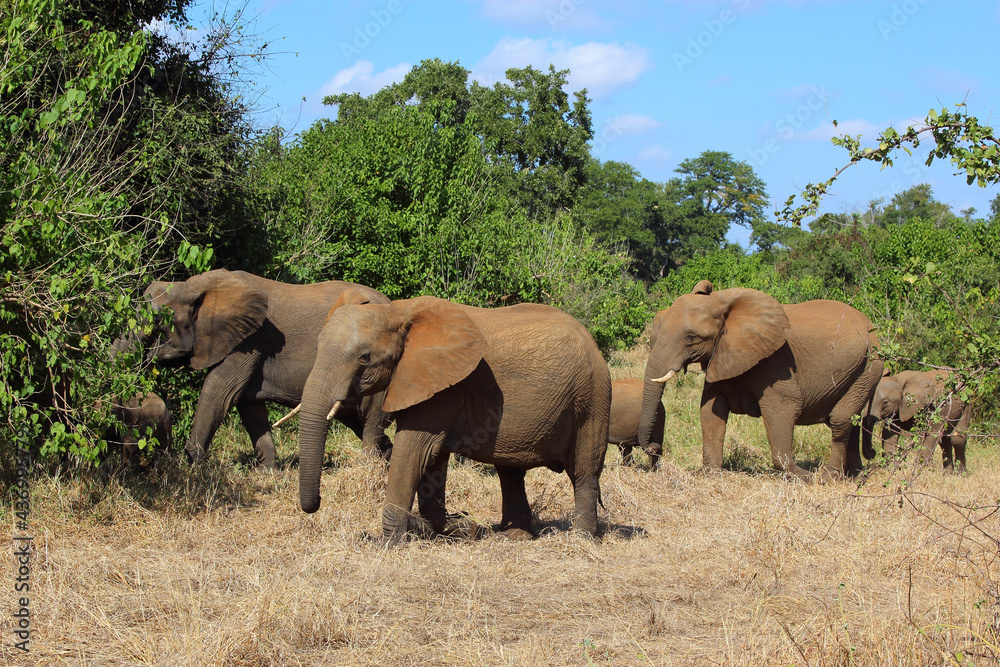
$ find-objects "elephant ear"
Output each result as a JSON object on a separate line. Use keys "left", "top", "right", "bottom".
{"left": 325, "top": 288, "right": 373, "bottom": 324}
{"left": 187, "top": 270, "right": 269, "bottom": 370}
{"left": 900, "top": 377, "right": 936, "bottom": 422}
{"left": 706, "top": 288, "right": 790, "bottom": 383}
{"left": 383, "top": 296, "right": 487, "bottom": 413}
{"left": 692, "top": 279, "right": 714, "bottom": 295}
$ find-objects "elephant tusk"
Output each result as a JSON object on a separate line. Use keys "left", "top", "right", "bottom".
{"left": 326, "top": 400, "right": 342, "bottom": 421}
{"left": 272, "top": 404, "right": 300, "bottom": 428}
{"left": 650, "top": 370, "right": 676, "bottom": 384}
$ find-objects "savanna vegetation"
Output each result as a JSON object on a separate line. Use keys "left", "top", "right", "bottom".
{"left": 3, "top": 1, "right": 1000, "bottom": 664}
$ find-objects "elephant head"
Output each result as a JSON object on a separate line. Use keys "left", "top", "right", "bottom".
{"left": 143, "top": 269, "right": 268, "bottom": 369}
{"left": 638, "top": 281, "right": 791, "bottom": 450}
{"left": 298, "top": 295, "right": 487, "bottom": 514}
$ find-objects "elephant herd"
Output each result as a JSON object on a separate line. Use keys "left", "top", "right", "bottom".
{"left": 115, "top": 269, "right": 973, "bottom": 540}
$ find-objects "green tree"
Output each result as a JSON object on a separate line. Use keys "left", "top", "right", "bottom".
{"left": 655, "top": 151, "right": 769, "bottom": 271}
{"left": 877, "top": 184, "right": 956, "bottom": 226}
{"left": 0, "top": 0, "right": 266, "bottom": 464}
{"left": 572, "top": 159, "right": 663, "bottom": 278}
{"left": 325, "top": 59, "right": 594, "bottom": 219}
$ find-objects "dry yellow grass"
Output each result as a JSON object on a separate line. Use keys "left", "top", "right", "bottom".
{"left": 4, "top": 349, "right": 1000, "bottom": 665}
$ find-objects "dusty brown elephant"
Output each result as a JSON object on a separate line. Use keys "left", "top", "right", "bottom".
{"left": 143, "top": 269, "right": 393, "bottom": 468}
{"left": 610, "top": 378, "right": 664, "bottom": 470}
{"left": 638, "top": 281, "right": 882, "bottom": 480}
{"left": 111, "top": 391, "right": 172, "bottom": 462}
{"left": 296, "top": 293, "right": 611, "bottom": 542}
{"left": 864, "top": 369, "right": 970, "bottom": 472}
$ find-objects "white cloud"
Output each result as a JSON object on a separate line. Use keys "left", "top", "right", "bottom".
{"left": 472, "top": 37, "right": 651, "bottom": 100}
{"left": 318, "top": 60, "right": 411, "bottom": 99}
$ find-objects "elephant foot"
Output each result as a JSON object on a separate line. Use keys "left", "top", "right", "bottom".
{"left": 184, "top": 444, "right": 206, "bottom": 464}
{"left": 442, "top": 512, "right": 484, "bottom": 540}
{"left": 494, "top": 527, "right": 535, "bottom": 541}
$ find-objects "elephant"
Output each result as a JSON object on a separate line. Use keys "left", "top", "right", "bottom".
{"left": 296, "top": 293, "right": 612, "bottom": 542}
{"left": 111, "top": 391, "right": 172, "bottom": 462}
{"left": 863, "top": 369, "right": 970, "bottom": 472}
{"left": 609, "top": 378, "right": 664, "bottom": 470}
{"left": 143, "top": 269, "right": 393, "bottom": 468}
{"left": 638, "top": 281, "right": 882, "bottom": 480}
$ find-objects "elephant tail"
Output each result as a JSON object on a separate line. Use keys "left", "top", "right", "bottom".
{"left": 598, "top": 485, "right": 604, "bottom": 510}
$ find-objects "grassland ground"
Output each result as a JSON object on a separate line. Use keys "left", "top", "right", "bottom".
{"left": 3, "top": 347, "right": 1000, "bottom": 665}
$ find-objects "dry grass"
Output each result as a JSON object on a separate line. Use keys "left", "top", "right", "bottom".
{"left": 5, "top": 351, "right": 1000, "bottom": 665}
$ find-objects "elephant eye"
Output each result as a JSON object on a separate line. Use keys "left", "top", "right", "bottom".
{"left": 685, "top": 334, "right": 697, "bottom": 343}
{"left": 359, "top": 351, "right": 371, "bottom": 365}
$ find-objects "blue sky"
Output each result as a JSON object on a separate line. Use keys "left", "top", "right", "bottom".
{"left": 219, "top": 0, "right": 1000, "bottom": 245}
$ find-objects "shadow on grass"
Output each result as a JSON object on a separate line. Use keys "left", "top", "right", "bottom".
{"left": 720, "top": 440, "right": 826, "bottom": 477}
{"left": 65, "top": 453, "right": 278, "bottom": 520}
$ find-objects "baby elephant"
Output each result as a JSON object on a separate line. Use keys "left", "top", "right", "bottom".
{"left": 609, "top": 378, "right": 665, "bottom": 470}
{"left": 864, "top": 369, "right": 970, "bottom": 472}
{"left": 112, "top": 392, "right": 173, "bottom": 462}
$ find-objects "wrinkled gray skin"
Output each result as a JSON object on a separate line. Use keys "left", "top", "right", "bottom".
{"left": 639, "top": 280, "right": 882, "bottom": 480}
{"left": 144, "top": 269, "right": 393, "bottom": 468}
{"left": 609, "top": 378, "right": 664, "bottom": 470}
{"left": 111, "top": 392, "right": 172, "bottom": 462}
{"left": 864, "top": 369, "right": 970, "bottom": 472}
{"left": 297, "top": 295, "right": 611, "bottom": 542}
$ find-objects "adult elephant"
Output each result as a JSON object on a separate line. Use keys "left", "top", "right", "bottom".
{"left": 609, "top": 378, "right": 664, "bottom": 470}
{"left": 639, "top": 281, "right": 882, "bottom": 480}
{"left": 297, "top": 293, "right": 611, "bottom": 542}
{"left": 144, "top": 269, "right": 392, "bottom": 468}
{"left": 863, "top": 369, "right": 970, "bottom": 472}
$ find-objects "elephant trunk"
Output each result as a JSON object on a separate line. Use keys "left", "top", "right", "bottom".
{"left": 297, "top": 375, "right": 349, "bottom": 514}
{"left": 638, "top": 378, "right": 667, "bottom": 452}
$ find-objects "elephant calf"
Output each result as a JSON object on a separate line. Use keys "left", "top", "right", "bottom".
{"left": 864, "top": 369, "right": 970, "bottom": 472}
{"left": 111, "top": 391, "right": 172, "bottom": 462}
{"left": 609, "top": 378, "right": 664, "bottom": 470}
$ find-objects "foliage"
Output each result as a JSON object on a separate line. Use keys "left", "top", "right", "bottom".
{"left": 256, "top": 59, "right": 647, "bottom": 351}
{"left": 0, "top": 0, "right": 267, "bottom": 466}
{"left": 774, "top": 104, "right": 1000, "bottom": 412}
{"left": 778, "top": 104, "right": 1000, "bottom": 226}
{"left": 572, "top": 159, "right": 663, "bottom": 279}
{"left": 575, "top": 151, "right": 770, "bottom": 278}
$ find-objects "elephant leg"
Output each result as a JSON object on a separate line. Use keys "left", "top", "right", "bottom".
{"left": 186, "top": 350, "right": 261, "bottom": 463}
{"left": 917, "top": 425, "right": 944, "bottom": 466}
{"left": 882, "top": 423, "right": 902, "bottom": 456}
{"left": 382, "top": 423, "right": 450, "bottom": 543}
{"left": 951, "top": 433, "right": 967, "bottom": 473}
{"left": 619, "top": 444, "right": 634, "bottom": 466}
{"left": 361, "top": 393, "right": 393, "bottom": 460}
{"left": 567, "top": 416, "right": 607, "bottom": 538}
{"left": 415, "top": 452, "right": 449, "bottom": 533}
{"left": 939, "top": 434, "right": 955, "bottom": 472}
{"left": 827, "top": 420, "right": 862, "bottom": 478}
{"left": 761, "top": 409, "right": 811, "bottom": 480}
{"left": 236, "top": 402, "right": 276, "bottom": 469}
{"left": 495, "top": 465, "right": 533, "bottom": 535}
{"left": 700, "top": 387, "right": 730, "bottom": 469}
